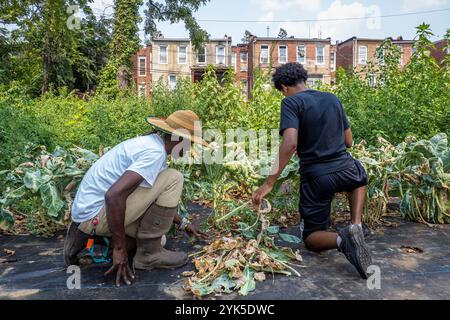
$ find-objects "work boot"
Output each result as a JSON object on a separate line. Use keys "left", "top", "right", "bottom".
{"left": 133, "top": 203, "right": 188, "bottom": 270}
{"left": 338, "top": 225, "right": 373, "bottom": 279}
{"left": 63, "top": 222, "right": 90, "bottom": 267}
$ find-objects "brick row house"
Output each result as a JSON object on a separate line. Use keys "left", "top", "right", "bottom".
{"left": 431, "top": 39, "right": 449, "bottom": 66}
{"left": 133, "top": 34, "right": 448, "bottom": 97}
{"left": 231, "top": 44, "right": 249, "bottom": 91}
{"left": 335, "top": 36, "right": 415, "bottom": 85}
{"left": 133, "top": 36, "right": 233, "bottom": 96}
{"left": 247, "top": 36, "right": 334, "bottom": 92}
{"left": 132, "top": 47, "right": 152, "bottom": 97}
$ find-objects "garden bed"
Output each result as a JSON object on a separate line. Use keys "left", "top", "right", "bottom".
{"left": 1, "top": 203, "right": 450, "bottom": 300}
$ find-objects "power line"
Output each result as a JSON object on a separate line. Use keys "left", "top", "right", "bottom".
{"left": 196, "top": 8, "right": 450, "bottom": 23}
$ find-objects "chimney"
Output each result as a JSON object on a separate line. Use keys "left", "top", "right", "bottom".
{"left": 396, "top": 36, "right": 403, "bottom": 41}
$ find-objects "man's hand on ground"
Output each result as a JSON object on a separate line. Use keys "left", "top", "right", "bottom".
{"left": 105, "top": 248, "right": 135, "bottom": 287}
{"left": 185, "top": 224, "right": 208, "bottom": 240}
{"left": 252, "top": 182, "right": 274, "bottom": 211}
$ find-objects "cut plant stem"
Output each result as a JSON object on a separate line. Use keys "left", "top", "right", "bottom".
{"left": 215, "top": 201, "right": 251, "bottom": 224}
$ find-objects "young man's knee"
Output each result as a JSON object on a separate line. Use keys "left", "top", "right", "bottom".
{"left": 304, "top": 234, "right": 325, "bottom": 253}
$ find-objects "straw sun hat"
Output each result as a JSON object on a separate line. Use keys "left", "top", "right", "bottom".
{"left": 146, "top": 110, "right": 208, "bottom": 147}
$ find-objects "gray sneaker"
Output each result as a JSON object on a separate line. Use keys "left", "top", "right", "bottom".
{"left": 362, "top": 222, "right": 371, "bottom": 239}
{"left": 338, "top": 225, "right": 373, "bottom": 279}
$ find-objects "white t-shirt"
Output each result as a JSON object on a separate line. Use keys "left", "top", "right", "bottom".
{"left": 71, "top": 134, "right": 167, "bottom": 223}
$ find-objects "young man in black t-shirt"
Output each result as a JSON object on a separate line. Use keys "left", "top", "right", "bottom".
{"left": 252, "top": 62, "right": 373, "bottom": 279}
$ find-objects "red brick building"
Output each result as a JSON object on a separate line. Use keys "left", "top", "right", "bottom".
{"left": 336, "top": 36, "right": 415, "bottom": 84}
{"left": 232, "top": 44, "right": 249, "bottom": 94}
{"left": 247, "top": 36, "right": 333, "bottom": 95}
{"left": 431, "top": 39, "right": 449, "bottom": 65}
{"left": 132, "top": 47, "right": 152, "bottom": 97}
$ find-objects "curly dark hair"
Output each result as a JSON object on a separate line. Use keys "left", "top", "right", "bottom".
{"left": 272, "top": 62, "right": 308, "bottom": 91}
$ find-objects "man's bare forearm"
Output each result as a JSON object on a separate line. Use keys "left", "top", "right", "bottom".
{"left": 105, "top": 197, "right": 127, "bottom": 250}
{"left": 266, "top": 140, "right": 297, "bottom": 186}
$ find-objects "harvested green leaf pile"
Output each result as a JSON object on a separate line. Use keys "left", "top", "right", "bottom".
{"left": 183, "top": 207, "right": 302, "bottom": 298}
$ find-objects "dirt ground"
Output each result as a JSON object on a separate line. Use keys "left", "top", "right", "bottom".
{"left": 1, "top": 203, "right": 449, "bottom": 300}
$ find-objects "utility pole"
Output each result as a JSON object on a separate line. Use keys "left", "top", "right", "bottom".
{"left": 267, "top": 26, "right": 270, "bottom": 37}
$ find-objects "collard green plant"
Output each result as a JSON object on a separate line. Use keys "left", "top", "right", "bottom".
{"left": 393, "top": 133, "right": 450, "bottom": 224}
{"left": 352, "top": 134, "right": 450, "bottom": 224}
{"left": 0, "top": 145, "right": 99, "bottom": 236}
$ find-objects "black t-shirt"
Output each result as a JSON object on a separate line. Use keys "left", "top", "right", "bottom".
{"left": 279, "top": 90, "right": 354, "bottom": 179}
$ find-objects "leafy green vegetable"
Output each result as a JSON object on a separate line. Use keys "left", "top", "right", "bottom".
{"left": 279, "top": 233, "right": 302, "bottom": 244}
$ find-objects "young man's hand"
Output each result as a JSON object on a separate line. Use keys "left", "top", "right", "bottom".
{"left": 252, "top": 182, "right": 274, "bottom": 211}
{"left": 185, "top": 224, "right": 208, "bottom": 240}
{"left": 104, "top": 248, "right": 135, "bottom": 287}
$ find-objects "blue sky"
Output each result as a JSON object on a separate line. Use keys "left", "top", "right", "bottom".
{"left": 91, "top": 0, "right": 450, "bottom": 44}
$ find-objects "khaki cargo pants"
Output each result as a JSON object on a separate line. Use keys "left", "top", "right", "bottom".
{"left": 78, "top": 169, "right": 184, "bottom": 238}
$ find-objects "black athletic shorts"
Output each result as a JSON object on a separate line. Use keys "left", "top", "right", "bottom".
{"left": 300, "top": 159, "right": 368, "bottom": 240}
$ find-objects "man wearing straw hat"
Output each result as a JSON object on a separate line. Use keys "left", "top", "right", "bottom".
{"left": 64, "top": 110, "right": 207, "bottom": 287}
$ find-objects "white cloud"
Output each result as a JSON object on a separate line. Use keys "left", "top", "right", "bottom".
{"left": 255, "top": 0, "right": 322, "bottom": 23}
{"left": 279, "top": 0, "right": 376, "bottom": 41}
{"left": 257, "top": 0, "right": 322, "bottom": 12}
{"left": 401, "top": 0, "right": 449, "bottom": 12}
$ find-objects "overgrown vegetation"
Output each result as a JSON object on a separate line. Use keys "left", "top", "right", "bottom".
{"left": 0, "top": 22, "right": 449, "bottom": 296}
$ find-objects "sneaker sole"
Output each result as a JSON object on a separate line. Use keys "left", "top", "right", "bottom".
{"left": 349, "top": 226, "right": 373, "bottom": 279}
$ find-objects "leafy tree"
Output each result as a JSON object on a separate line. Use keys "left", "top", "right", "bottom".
{"left": 99, "top": 0, "right": 210, "bottom": 95}
{"left": 0, "top": 0, "right": 99, "bottom": 95}
{"left": 443, "top": 29, "right": 450, "bottom": 68}
{"left": 0, "top": 28, "right": 12, "bottom": 84}
{"left": 144, "top": 0, "right": 210, "bottom": 49}
{"left": 73, "top": 15, "right": 112, "bottom": 92}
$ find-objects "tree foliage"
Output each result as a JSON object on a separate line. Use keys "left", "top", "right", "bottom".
{"left": 144, "top": 0, "right": 210, "bottom": 49}
{"left": 0, "top": 0, "right": 111, "bottom": 95}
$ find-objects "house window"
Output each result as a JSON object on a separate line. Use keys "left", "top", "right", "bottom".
{"left": 398, "top": 45, "right": 403, "bottom": 65}
{"left": 168, "top": 74, "right": 177, "bottom": 90}
{"left": 240, "top": 52, "right": 248, "bottom": 62}
{"left": 279, "top": 45, "right": 287, "bottom": 63}
{"left": 307, "top": 75, "right": 323, "bottom": 87}
{"left": 358, "top": 46, "right": 368, "bottom": 65}
{"left": 297, "top": 45, "right": 306, "bottom": 64}
{"left": 138, "top": 83, "right": 146, "bottom": 96}
{"left": 232, "top": 53, "right": 237, "bottom": 70}
{"left": 260, "top": 45, "right": 269, "bottom": 64}
{"left": 159, "top": 45, "right": 167, "bottom": 64}
{"left": 178, "top": 45, "right": 187, "bottom": 64}
{"left": 216, "top": 46, "right": 225, "bottom": 64}
{"left": 138, "top": 57, "right": 146, "bottom": 76}
{"left": 331, "top": 51, "right": 336, "bottom": 71}
{"left": 368, "top": 74, "right": 376, "bottom": 87}
{"left": 378, "top": 48, "right": 386, "bottom": 65}
{"left": 316, "top": 45, "right": 325, "bottom": 65}
{"left": 197, "top": 47, "right": 206, "bottom": 63}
